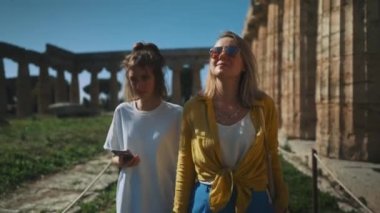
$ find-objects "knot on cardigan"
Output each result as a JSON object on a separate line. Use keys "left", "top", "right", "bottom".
{"left": 209, "top": 168, "right": 257, "bottom": 213}
{"left": 209, "top": 168, "right": 234, "bottom": 212}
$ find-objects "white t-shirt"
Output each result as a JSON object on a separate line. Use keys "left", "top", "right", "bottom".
{"left": 103, "top": 100, "right": 182, "bottom": 213}
{"left": 217, "top": 113, "right": 256, "bottom": 169}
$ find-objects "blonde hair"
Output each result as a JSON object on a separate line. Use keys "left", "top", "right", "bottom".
{"left": 204, "top": 31, "right": 263, "bottom": 107}
{"left": 122, "top": 42, "right": 167, "bottom": 101}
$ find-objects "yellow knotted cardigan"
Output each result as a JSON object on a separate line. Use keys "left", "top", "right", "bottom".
{"left": 173, "top": 95, "right": 288, "bottom": 213}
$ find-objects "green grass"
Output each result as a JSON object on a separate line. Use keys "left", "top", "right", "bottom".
{"left": 82, "top": 157, "right": 351, "bottom": 212}
{"left": 0, "top": 116, "right": 352, "bottom": 212}
{"left": 282, "top": 158, "right": 353, "bottom": 213}
{"left": 0, "top": 115, "right": 112, "bottom": 197}
{"left": 78, "top": 182, "right": 117, "bottom": 213}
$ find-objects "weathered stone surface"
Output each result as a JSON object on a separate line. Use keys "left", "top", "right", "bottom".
{"left": 245, "top": 0, "right": 380, "bottom": 162}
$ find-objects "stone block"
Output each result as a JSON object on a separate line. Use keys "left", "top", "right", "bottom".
{"left": 48, "top": 102, "right": 99, "bottom": 118}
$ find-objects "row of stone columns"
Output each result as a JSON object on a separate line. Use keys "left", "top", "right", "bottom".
{"left": 0, "top": 58, "right": 7, "bottom": 115}
{"left": 168, "top": 62, "right": 204, "bottom": 105}
{"left": 315, "top": 0, "right": 380, "bottom": 161}
{"left": 0, "top": 57, "right": 122, "bottom": 117}
{"left": 245, "top": 0, "right": 318, "bottom": 139}
{"left": 243, "top": 0, "right": 380, "bottom": 162}
{"left": 0, "top": 57, "right": 206, "bottom": 117}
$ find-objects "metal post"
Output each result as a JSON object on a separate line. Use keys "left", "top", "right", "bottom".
{"left": 312, "top": 149, "right": 319, "bottom": 213}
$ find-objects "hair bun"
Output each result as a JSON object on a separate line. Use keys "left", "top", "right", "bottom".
{"left": 132, "top": 42, "right": 145, "bottom": 51}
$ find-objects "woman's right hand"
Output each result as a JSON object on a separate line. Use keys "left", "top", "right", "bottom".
{"left": 112, "top": 153, "right": 140, "bottom": 168}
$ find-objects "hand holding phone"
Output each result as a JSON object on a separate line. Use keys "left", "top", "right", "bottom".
{"left": 112, "top": 150, "right": 134, "bottom": 162}
{"left": 112, "top": 150, "right": 140, "bottom": 167}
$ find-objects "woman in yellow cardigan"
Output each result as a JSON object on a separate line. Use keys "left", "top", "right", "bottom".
{"left": 173, "top": 31, "right": 288, "bottom": 213}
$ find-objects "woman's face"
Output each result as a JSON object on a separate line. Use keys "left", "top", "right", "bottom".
{"left": 127, "top": 66, "right": 156, "bottom": 100}
{"left": 209, "top": 37, "right": 244, "bottom": 79}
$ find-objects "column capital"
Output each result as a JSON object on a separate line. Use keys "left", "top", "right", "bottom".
{"left": 106, "top": 64, "right": 122, "bottom": 73}
{"left": 68, "top": 66, "right": 82, "bottom": 75}
{"left": 167, "top": 62, "right": 183, "bottom": 71}
{"left": 189, "top": 62, "right": 204, "bottom": 71}
{"left": 87, "top": 66, "right": 103, "bottom": 74}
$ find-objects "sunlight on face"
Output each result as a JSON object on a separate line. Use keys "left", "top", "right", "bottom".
{"left": 128, "top": 66, "right": 156, "bottom": 100}
{"left": 210, "top": 37, "right": 244, "bottom": 79}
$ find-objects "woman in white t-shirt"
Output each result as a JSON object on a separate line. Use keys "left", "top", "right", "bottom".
{"left": 104, "top": 42, "right": 182, "bottom": 213}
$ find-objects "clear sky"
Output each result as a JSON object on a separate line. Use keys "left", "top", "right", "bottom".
{"left": 0, "top": 0, "right": 250, "bottom": 101}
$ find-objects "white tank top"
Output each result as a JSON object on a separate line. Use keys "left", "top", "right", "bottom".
{"left": 217, "top": 113, "right": 256, "bottom": 169}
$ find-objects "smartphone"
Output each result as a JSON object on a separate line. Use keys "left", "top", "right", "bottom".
{"left": 112, "top": 150, "right": 134, "bottom": 162}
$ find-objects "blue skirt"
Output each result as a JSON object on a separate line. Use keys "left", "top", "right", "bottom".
{"left": 189, "top": 182, "right": 274, "bottom": 213}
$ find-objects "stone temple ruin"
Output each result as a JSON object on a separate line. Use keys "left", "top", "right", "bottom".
{"left": 0, "top": 43, "right": 209, "bottom": 116}
{"left": 0, "top": 0, "right": 379, "bottom": 163}
{"left": 242, "top": 0, "right": 379, "bottom": 162}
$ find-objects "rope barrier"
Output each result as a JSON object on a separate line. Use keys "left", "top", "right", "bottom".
{"left": 61, "top": 160, "right": 113, "bottom": 213}
{"left": 312, "top": 153, "right": 374, "bottom": 213}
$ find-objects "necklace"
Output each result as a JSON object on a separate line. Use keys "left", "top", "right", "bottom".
{"left": 215, "top": 105, "right": 242, "bottom": 120}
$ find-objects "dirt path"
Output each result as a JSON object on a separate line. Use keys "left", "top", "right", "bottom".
{"left": 0, "top": 153, "right": 118, "bottom": 213}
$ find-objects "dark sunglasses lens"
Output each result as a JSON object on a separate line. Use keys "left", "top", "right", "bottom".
{"left": 210, "top": 47, "right": 222, "bottom": 58}
{"left": 225, "top": 46, "right": 239, "bottom": 57}
{"left": 209, "top": 46, "right": 239, "bottom": 58}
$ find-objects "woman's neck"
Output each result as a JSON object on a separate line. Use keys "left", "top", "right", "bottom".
{"left": 135, "top": 96, "right": 162, "bottom": 111}
{"left": 214, "top": 78, "right": 240, "bottom": 104}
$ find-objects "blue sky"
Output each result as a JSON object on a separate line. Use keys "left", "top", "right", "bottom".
{"left": 0, "top": 0, "right": 250, "bottom": 101}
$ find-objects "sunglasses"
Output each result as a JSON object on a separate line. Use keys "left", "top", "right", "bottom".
{"left": 209, "top": 46, "right": 240, "bottom": 59}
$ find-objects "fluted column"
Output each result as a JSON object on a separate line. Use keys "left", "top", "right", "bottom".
{"left": 190, "top": 63, "right": 203, "bottom": 96}
{"left": 37, "top": 56, "right": 50, "bottom": 114}
{"left": 168, "top": 63, "right": 182, "bottom": 105}
{"left": 365, "top": 0, "right": 380, "bottom": 162}
{"left": 16, "top": 55, "right": 32, "bottom": 117}
{"left": 315, "top": 0, "right": 380, "bottom": 162}
{"left": 55, "top": 68, "right": 67, "bottom": 103}
{"left": 89, "top": 68, "right": 101, "bottom": 109}
{"left": 266, "top": 0, "right": 284, "bottom": 127}
{"left": 108, "top": 66, "right": 119, "bottom": 110}
{"left": 0, "top": 58, "right": 7, "bottom": 115}
{"left": 70, "top": 68, "right": 80, "bottom": 104}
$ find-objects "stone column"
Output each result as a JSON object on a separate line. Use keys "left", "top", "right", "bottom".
{"left": 69, "top": 68, "right": 80, "bottom": 104}
{"left": 37, "top": 56, "right": 50, "bottom": 114}
{"left": 364, "top": 0, "right": 380, "bottom": 162}
{"left": 266, "top": 0, "right": 284, "bottom": 126}
{"left": 257, "top": 23, "right": 267, "bottom": 90}
{"left": 16, "top": 55, "right": 32, "bottom": 117}
{"left": 0, "top": 58, "right": 7, "bottom": 115}
{"left": 190, "top": 63, "right": 203, "bottom": 96}
{"left": 316, "top": 0, "right": 330, "bottom": 157}
{"left": 55, "top": 68, "right": 67, "bottom": 103}
{"left": 315, "top": 0, "right": 344, "bottom": 159}
{"left": 328, "top": 0, "right": 380, "bottom": 162}
{"left": 280, "top": 0, "right": 297, "bottom": 138}
{"left": 108, "top": 66, "right": 119, "bottom": 110}
{"left": 266, "top": 1, "right": 281, "bottom": 104}
{"left": 89, "top": 68, "right": 101, "bottom": 109}
{"left": 271, "top": 0, "right": 317, "bottom": 140}
{"left": 299, "top": 0, "right": 318, "bottom": 140}
{"left": 168, "top": 63, "right": 182, "bottom": 105}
